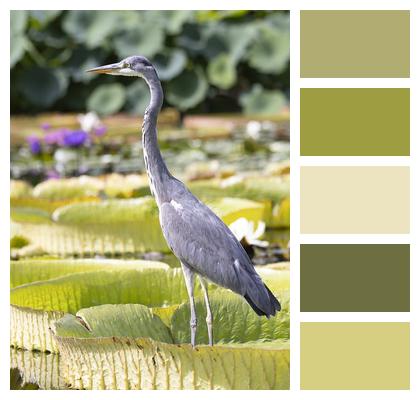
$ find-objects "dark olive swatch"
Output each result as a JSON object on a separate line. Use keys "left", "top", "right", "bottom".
{"left": 300, "top": 88, "right": 410, "bottom": 156}
{"left": 301, "top": 10, "right": 410, "bottom": 77}
{"left": 300, "top": 244, "right": 410, "bottom": 312}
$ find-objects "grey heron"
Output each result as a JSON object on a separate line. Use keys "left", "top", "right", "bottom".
{"left": 87, "top": 56, "right": 281, "bottom": 346}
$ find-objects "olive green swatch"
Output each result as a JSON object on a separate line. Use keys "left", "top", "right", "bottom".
{"left": 301, "top": 11, "right": 410, "bottom": 77}
{"left": 300, "top": 244, "right": 410, "bottom": 312}
{"left": 301, "top": 322, "right": 410, "bottom": 389}
{"left": 300, "top": 88, "right": 410, "bottom": 156}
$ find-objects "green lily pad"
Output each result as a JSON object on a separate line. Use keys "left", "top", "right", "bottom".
{"left": 52, "top": 281, "right": 289, "bottom": 389}
{"left": 18, "top": 67, "right": 69, "bottom": 108}
{"left": 55, "top": 304, "right": 174, "bottom": 343}
{"left": 207, "top": 53, "right": 237, "bottom": 89}
{"left": 10, "top": 180, "right": 32, "bottom": 199}
{"left": 125, "top": 80, "right": 150, "bottom": 115}
{"left": 113, "top": 23, "right": 164, "bottom": 59}
{"left": 87, "top": 83, "right": 126, "bottom": 116}
{"left": 171, "top": 290, "right": 289, "bottom": 345}
{"left": 153, "top": 49, "right": 187, "bottom": 81}
{"left": 247, "top": 23, "right": 289, "bottom": 74}
{"left": 240, "top": 84, "right": 287, "bottom": 115}
{"left": 166, "top": 67, "right": 208, "bottom": 110}
{"left": 33, "top": 176, "right": 103, "bottom": 200}
{"left": 10, "top": 259, "right": 181, "bottom": 352}
{"left": 10, "top": 10, "right": 28, "bottom": 36}
{"left": 11, "top": 34, "right": 27, "bottom": 67}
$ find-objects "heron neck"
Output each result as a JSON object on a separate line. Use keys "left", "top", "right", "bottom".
{"left": 142, "top": 75, "right": 172, "bottom": 205}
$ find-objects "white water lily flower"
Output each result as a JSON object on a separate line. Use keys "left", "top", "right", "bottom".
{"left": 77, "top": 111, "right": 103, "bottom": 133}
{"left": 229, "top": 218, "right": 268, "bottom": 247}
{"left": 220, "top": 175, "right": 243, "bottom": 188}
{"left": 245, "top": 120, "right": 262, "bottom": 139}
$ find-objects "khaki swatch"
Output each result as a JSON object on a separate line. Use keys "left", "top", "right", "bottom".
{"left": 301, "top": 322, "right": 410, "bottom": 389}
{"left": 301, "top": 89, "right": 410, "bottom": 156}
{"left": 300, "top": 244, "right": 410, "bottom": 312}
{"left": 300, "top": 167, "right": 410, "bottom": 234}
{"left": 301, "top": 11, "right": 410, "bottom": 77}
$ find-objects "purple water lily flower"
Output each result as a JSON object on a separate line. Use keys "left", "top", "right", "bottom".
{"left": 46, "top": 169, "right": 60, "bottom": 180}
{"left": 93, "top": 125, "right": 107, "bottom": 137}
{"left": 41, "top": 123, "right": 51, "bottom": 131}
{"left": 44, "top": 128, "right": 68, "bottom": 146}
{"left": 63, "top": 130, "right": 88, "bottom": 147}
{"left": 27, "top": 135, "right": 42, "bottom": 155}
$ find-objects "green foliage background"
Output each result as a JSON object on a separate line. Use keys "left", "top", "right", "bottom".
{"left": 11, "top": 10, "right": 290, "bottom": 115}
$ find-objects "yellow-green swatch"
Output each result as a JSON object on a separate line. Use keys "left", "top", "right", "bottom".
{"left": 301, "top": 11, "right": 410, "bottom": 77}
{"left": 301, "top": 322, "right": 410, "bottom": 389}
{"left": 301, "top": 89, "right": 410, "bottom": 156}
{"left": 300, "top": 166, "right": 410, "bottom": 234}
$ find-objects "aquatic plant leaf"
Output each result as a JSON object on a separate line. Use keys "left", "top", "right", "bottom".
{"left": 12, "top": 196, "right": 265, "bottom": 256}
{"left": 54, "top": 304, "right": 174, "bottom": 343}
{"left": 87, "top": 83, "right": 126, "bottom": 116}
{"left": 29, "top": 10, "right": 61, "bottom": 27}
{"left": 247, "top": 23, "right": 289, "bottom": 74}
{"left": 10, "top": 34, "right": 27, "bottom": 67}
{"left": 207, "top": 53, "right": 237, "bottom": 89}
{"left": 153, "top": 49, "right": 187, "bottom": 81}
{"left": 52, "top": 267, "right": 289, "bottom": 389}
{"left": 11, "top": 347, "right": 64, "bottom": 390}
{"left": 33, "top": 176, "right": 103, "bottom": 200}
{"left": 240, "top": 84, "right": 287, "bottom": 115}
{"left": 54, "top": 330, "right": 289, "bottom": 389}
{"left": 62, "top": 10, "right": 96, "bottom": 43}
{"left": 171, "top": 288, "right": 289, "bottom": 345}
{"left": 166, "top": 67, "right": 208, "bottom": 110}
{"left": 10, "top": 259, "right": 181, "bottom": 352}
{"left": 10, "top": 180, "right": 32, "bottom": 199}
{"left": 114, "top": 23, "right": 164, "bottom": 59}
{"left": 18, "top": 67, "right": 68, "bottom": 108}
{"left": 10, "top": 10, "right": 28, "bottom": 36}
{"left": 125, "top": 80, "right": 150, "bottom": 115}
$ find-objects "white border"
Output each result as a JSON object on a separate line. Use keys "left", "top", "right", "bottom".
{"left": 2, "top": 1, "right": 419, "bottom": 398}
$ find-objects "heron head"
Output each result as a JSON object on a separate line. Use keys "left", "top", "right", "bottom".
{"left": 87, "top": 55, "right": 156, "bottom": 79}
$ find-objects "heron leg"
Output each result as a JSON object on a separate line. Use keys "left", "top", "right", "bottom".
{"left": 198, "top": 276, "right": 213, "bottom": 346}
{"left": 181, "top": 263, "right": 197, "bottom": 347}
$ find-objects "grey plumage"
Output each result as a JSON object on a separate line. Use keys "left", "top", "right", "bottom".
{"left": 87, "top": 55, "right": 281, "bottom": 346}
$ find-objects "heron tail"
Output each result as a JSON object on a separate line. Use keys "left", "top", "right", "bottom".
{"left": 244, "top": 284, "right": 281, "bottom": 318}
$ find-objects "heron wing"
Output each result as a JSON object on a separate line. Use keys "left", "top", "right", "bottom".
{"left": 159, "top": 196, "right": 264, "bottom": 296}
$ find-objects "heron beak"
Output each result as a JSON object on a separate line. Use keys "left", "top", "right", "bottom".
{"left": 86, "top": 63, "right": 121, "bottom": 74}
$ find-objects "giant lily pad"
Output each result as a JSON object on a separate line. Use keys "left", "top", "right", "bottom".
{"left": 18, "top": 67, "right": 69, "bottom": 108}
{"left": 153, "top": 49, "right": 187, "bottom": 81}
{"left": 207, "top": 53, "right": 237, "bottom": 89}
{"left": 113, "top": 23, "right": 164, "bottom": 59}
{"left": 166, "top": 67, "right": 208, "bottom": 111}
{"left": 33, "top": 176, "right": 103, "bottom": 200}
{"left": 240, "top": 84, "right": 287, "bottom": 115}
{"left": 13, "top": 196, "right": 265, "bottom": 256}
{"left": 52, "top": 288, "right": 289, "bottom": 389}
{"left": 125, "top": 80, "right": 150, "bottom": 115}
{"left": 87, "top": 83, "right": 126, "bottom": 116}
{"left": 247, "top": 23, "right": 289, "bottom": 74}
{"left": 10, "top": 259, "right": 181, "bottom": 352}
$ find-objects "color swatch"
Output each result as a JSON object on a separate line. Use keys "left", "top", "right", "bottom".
{"left": 300, "top": 166, "right": 410, "bottom": 234}
{"left": 300, "top": 11, "right": 410, "bottom": 78}
{"left": 300, "top": 322, "right": 410, "bottom": 389}
{"left": 300, "top": 244, "right": 410, "bottom": 312}
{"left": 300, "top": 88, "right": 410, "bottom": 156}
